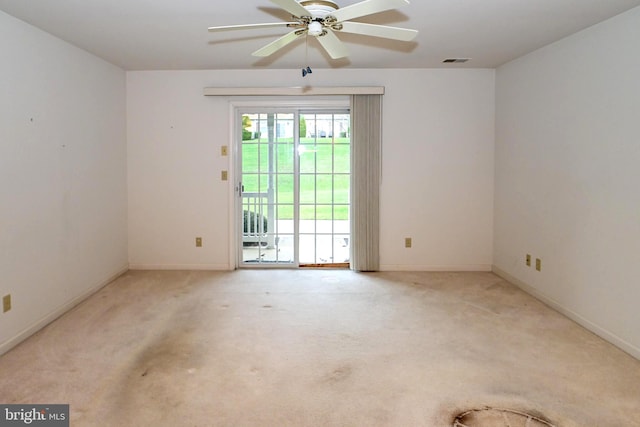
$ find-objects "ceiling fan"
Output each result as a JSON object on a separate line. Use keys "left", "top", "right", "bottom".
{"left": 207, "top": 0, "right": 418, "bottom": 60}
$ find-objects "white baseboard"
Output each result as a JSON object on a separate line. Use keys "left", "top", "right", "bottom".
{"left": 0, "top": 265, "right": 129, "bottom": 357}
{"left": 128, "top": 263, "right": 232, "bottom": 271}
{"left": 492, "top": 265, "right": 640, "bottom": 360}
{"left": 379, "top": 264, "right": 492, "bottom": 272}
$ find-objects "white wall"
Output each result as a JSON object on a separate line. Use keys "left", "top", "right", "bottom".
{"left": 126, "top": 69, "right": 495, "bottom": 271}
{"left": 0, "top": 11, "right": 128, "bottom": 354}
{"left": 494, "top": 7, "right": 640, "bottom": 358}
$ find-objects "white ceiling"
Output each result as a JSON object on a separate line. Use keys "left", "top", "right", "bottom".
{"left": 1, "top": 0, "right": 639, "bottom": 70}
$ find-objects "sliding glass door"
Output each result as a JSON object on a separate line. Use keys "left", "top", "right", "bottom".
{"left": 237, "top": 109, "right": 350, "bottom": 267}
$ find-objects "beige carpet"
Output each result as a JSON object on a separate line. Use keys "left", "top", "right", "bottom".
{"left": 1, "top": 270, "right": 639, "bottom": 426}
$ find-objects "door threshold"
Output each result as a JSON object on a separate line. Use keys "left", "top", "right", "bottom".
{"left": 299, "top": 263, "right": 350, "bottom": 269}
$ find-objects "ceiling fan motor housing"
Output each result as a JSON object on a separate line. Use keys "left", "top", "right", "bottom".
{"left": 299, "top": 0, "right": 339, "bottom": 18}
{"left": 298, "top": 0, "right": 341, "bottom": 36}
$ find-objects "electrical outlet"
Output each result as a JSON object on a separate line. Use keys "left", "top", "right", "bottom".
{"left": 221, "top": 146, "right": 228, "bottom": 156}
{"left": 526, "top": 254, "right": 531, "bottom": 267}
{"left": 3, "top": 294, "right": 11, "bottom": 313}
{"left": 195, "top": 237, "right": 202, "bottom": 247}
{"left": 405, "top": 237, "right": 412, "bottom": 248}
{"left": 536, "top": 258, "right": 542, "bottom": 271}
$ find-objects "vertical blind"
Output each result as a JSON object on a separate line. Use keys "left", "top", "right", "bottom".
{"left": 350, "top": 94, "right": 382, "bottom": 271}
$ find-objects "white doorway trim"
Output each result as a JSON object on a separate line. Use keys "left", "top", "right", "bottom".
{"left": 228, "top": 97, "right": 349, "bottom": 269}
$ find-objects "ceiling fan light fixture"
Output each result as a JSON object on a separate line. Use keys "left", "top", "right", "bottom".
{"left": 308, "top": 20, "right": 324, "bottom": 36}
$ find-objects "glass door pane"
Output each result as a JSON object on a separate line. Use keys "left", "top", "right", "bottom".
{"left": 240, "top": 112, "right": 296, "bottom": 265}
{"left": 298, "top": 112, "right": 350, "bottom": 265}
{"left": 238, "top": 109, "right": 350, "bottom": 267}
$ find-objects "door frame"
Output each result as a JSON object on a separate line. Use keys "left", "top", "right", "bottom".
{"left": 228, "top": 98, "right": 350, "bottom": 269}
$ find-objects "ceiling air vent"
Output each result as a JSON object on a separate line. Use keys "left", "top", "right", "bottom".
{"left": 442, "top": 58, "right": 470, "bottom": 63}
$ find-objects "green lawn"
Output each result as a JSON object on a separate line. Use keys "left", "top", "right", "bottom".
{"left": 242, "top": 137, "right": 350, "bottom": 220}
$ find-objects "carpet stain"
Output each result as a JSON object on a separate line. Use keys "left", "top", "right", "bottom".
{"left": 98, "top": 303, "right": 209, "bottom": 425}
{"left": 453, "top": 407, "right": 556, "bottom": 427}
{"left": 322, "top": 365, "right": 353, "bottom": 384}
{"left": 135, "top": 328, "right": 200, "bottom": 376}
{"left": 464, "top": 301, "right": 501, "bottom": 316}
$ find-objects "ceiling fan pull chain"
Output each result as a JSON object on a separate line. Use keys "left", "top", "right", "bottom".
{"left": 302, "top": 36, "right": 313, "bottom": 77}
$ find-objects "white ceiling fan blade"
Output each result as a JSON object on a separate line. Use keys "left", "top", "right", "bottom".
{"left": 332, "top": 0, "right": 410, "bottom": 22}
{"left": 316, "top": 29, "right": 349, "bottom": 59}
{"left": 338, "top": 21, "right": 417, "bottom": 41}
{"left": 269, "top": 0, "right": 311, "bottom": 18}
{"left": 208, "top": 22, "right": 300, "bottom": 32}
{"left": 252, "top": 30, "right": 304, "bottom": 57}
